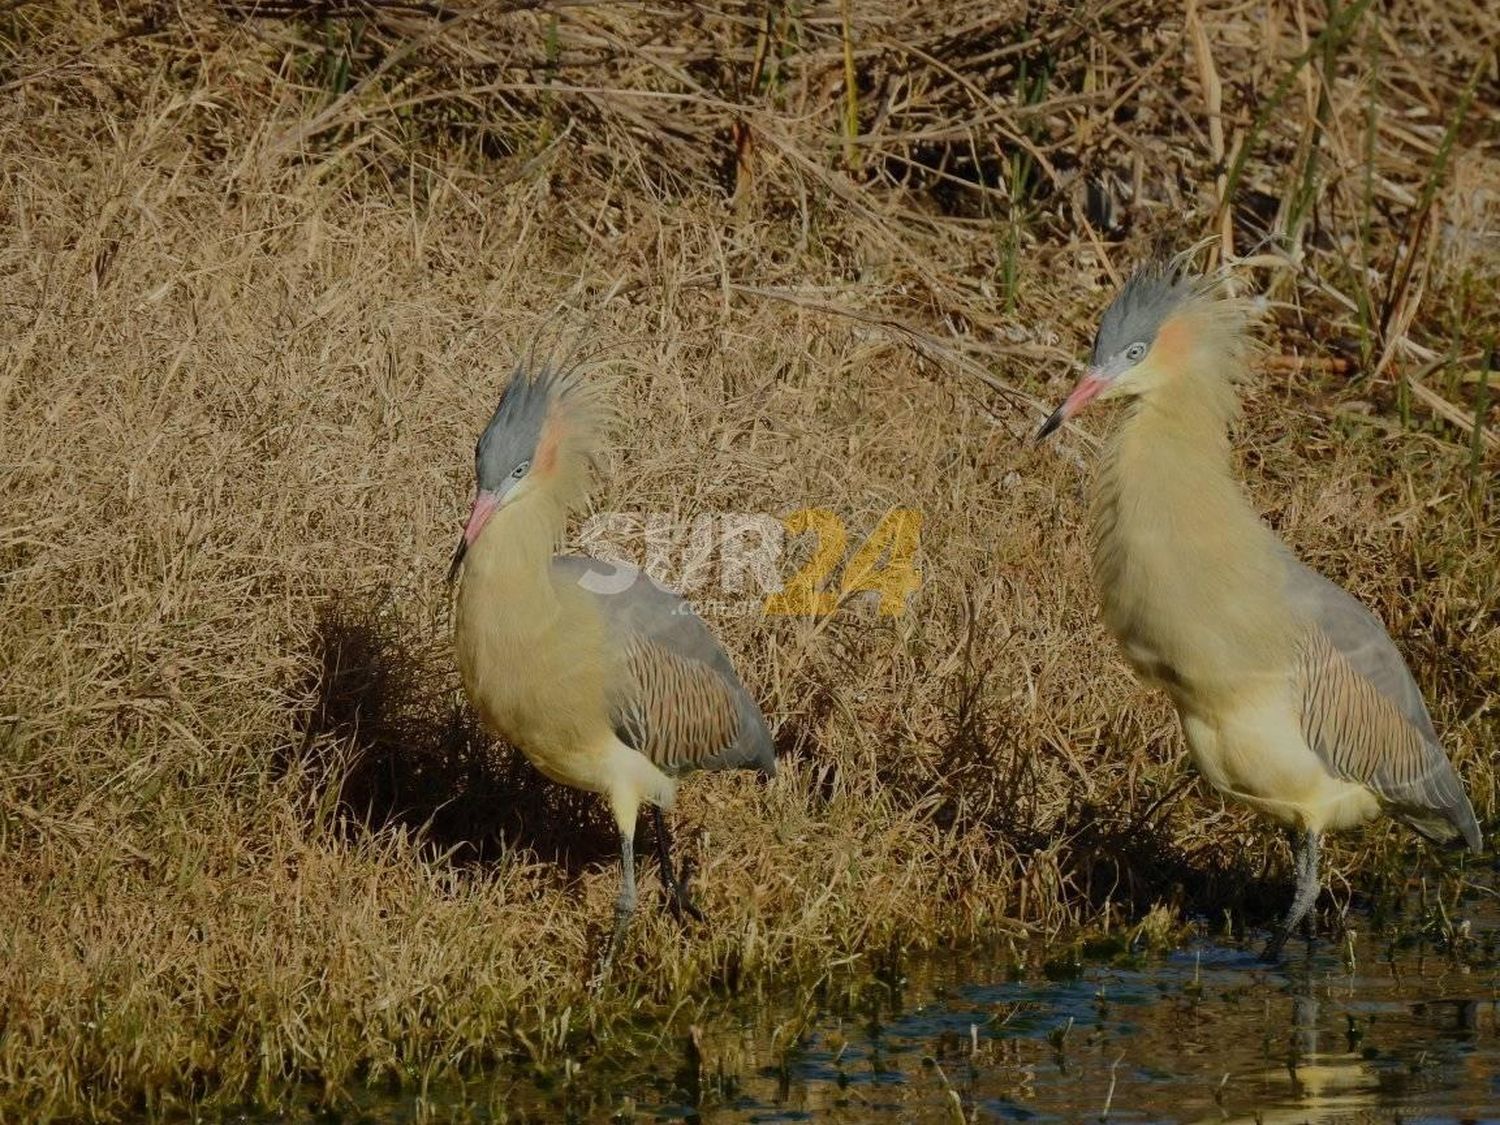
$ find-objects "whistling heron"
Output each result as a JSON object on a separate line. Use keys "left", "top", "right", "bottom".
{"left": 449, "top": 358, "right": 775, "bottom": 969}
{"left": 1038, "top": 262, "right": 1482, "bottom": 959}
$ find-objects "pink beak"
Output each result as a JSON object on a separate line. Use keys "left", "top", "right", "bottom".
{"left": 1036, "top": 368, "right": 1109, "bottom": 440}
{"left": 447, "top": 489, "right": 502, "bottom": 582}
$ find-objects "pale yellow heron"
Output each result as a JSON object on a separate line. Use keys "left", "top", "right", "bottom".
{"left": 1038, "top": 263, "right": 1482, "bottom": 958}
{"left": 448, "top": 359, "right": 775, "bottom": 967}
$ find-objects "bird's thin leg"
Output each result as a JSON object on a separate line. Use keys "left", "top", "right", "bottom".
{"left": 1296, "top": 830, "right": 1322, "bottom": 944}
{"left": 1263, "top": 829, "right": 1321, "bottom": 962}
{"left": 594, "top": 830, "right": 638, "bottom": 984}
{"left": 652, "top": 806, "right": 705, "bottom": 924}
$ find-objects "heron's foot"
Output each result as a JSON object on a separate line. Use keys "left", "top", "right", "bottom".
{"left": 1262, "top": 830, "right": 1322, "bottom": 963}
{"left": 590, "top": 902, "right": 636, "bottom": 991}
{"left": 1260, "top": 929, "right": 1290, "bottom": 964}
{"left": 1260, "top": 919, "right": 1307, "bottom": 964}
{"left": 651, "top": 806, "right": 706, "bottom": 926}
{"left": 663, "top": 855, "right": 707, "bottom": 926}
{"left": 1261, "top": 917, "right": 1318, "bottom": 964}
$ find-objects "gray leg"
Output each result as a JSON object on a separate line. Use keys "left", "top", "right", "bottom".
{"left": 1263, "top": 829, "right": 1321, "bottom": 962}
{"left": 596, "top": 831, "right": 638, "bottom": 981}
{"left": 652, "top": 806, "right": 705, "bottom": 924}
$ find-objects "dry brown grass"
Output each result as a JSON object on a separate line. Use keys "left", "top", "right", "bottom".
{"left": 0, "top": 0, "right": 1496, "bottom": 1116}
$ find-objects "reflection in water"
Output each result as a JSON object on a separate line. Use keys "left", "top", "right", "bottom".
{"left": 639, "top": 921, "right": 1500, "bottom": 1123}
{"left": 389, "top": 898, "right": 1499, "bottom": 1122}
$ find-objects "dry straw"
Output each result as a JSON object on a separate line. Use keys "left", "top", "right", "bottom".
{"left": 0, "top": 0, "right": 1494, "bottom": 1116}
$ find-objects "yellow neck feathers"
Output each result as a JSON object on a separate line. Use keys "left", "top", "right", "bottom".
{"left": 1089, "top": 327, "right": 1291, "bottom": 699}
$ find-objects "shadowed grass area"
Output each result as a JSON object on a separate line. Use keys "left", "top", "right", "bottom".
{"left": 294, "top": 589, "right": 623, "bottom": 872}
{"left": 0, "top": 0, "right": 1495, "bottom": 1116}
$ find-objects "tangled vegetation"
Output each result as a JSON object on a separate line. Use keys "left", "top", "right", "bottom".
{"left": 0, "top": 0, "right": 1494, "bottom": 1116}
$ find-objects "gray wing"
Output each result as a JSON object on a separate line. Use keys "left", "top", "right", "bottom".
{"left": 1282, "top": 552, "right": 1481, "bottom": 852}
{"left": 550, "top": 555, "right": 775, "bottom": 778}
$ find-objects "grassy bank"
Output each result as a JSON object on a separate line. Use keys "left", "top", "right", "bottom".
{"left": 0, "top": 0, "right": 1495, "bottom": 1116}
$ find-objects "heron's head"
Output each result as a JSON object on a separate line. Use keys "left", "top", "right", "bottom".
{"left": 1037, "top": 264, "right": 1246, "bottom": 439}
{"left": 449, "top": 357, "right": 610, "bottom": 581}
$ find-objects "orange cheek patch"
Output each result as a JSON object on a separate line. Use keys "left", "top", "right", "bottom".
{"left": 1149, "top": 315, "right": 1191, "bottom": 371}
{"left": 534, "top": 417, "right": 564, "bottom": 475}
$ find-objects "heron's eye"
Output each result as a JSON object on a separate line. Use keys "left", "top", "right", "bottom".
{"left": 1125, "top": 342, "right": 1147, "bottom": 363}
{"left": 511, "top": 459, "right": 531, "bottom": 479}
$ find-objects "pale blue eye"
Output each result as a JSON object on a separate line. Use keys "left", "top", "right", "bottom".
{"left": 1125, "top": 342, "right": 1147, "bottom": 363}
{"left": 511, "top": 460, "right": 531, "bottom": 479}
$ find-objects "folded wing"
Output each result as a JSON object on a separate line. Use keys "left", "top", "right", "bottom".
{"left": 1284, "top": 555, "right": 1481, "bottom": 852}
{"left": 551, "top": 556, "right": 776, "bottom": 777}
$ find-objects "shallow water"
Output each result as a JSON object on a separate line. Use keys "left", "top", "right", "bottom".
{"left": 361, "top": 892, "right": 1500, "bottom": 1122}
{"left": 685, "top": 937, "right": 1499, "bottom": 1123}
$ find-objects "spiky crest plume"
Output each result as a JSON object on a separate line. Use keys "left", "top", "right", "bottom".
{"left": 1113, "top": 253, "right": 1264, "bottom": 425}
{"left": 482, "top": 340, "right": 616, "bottom": 520}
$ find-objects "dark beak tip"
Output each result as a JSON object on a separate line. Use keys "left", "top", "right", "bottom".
{"left": 1035, "top": 408, "right": 1065, "bottom": 442}
{"left": 446, "top": 539, "right": 467, "bottom": 584}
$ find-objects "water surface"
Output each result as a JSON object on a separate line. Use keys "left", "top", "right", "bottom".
{"left": 601, "top": 901, "right": 1500, "bottom": 1122}
{"left": 678, "top": 932, "right": 1499, "bottom": 1123}
{"left": 361, "top": 891, "right": 1500, "bottom": 1122}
